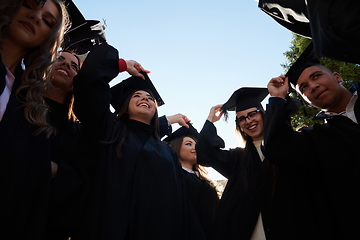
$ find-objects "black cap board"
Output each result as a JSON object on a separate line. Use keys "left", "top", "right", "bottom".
{"left": 110, "top": 72, "right": 164, "bottom": 114}
{"left": 259, "top": 0, "right": 360, "bottom": 64}
{"left": 221, "top": 87, "right": 268, "bottom": 114}
{"left": 285, "top": 42, "right": 320, "bottom": 88}
{"left": 163, "top": 123, "right": 199, "bottom": 143}
{"left": 63, "top": 0, "right": 107, "bottom": 54}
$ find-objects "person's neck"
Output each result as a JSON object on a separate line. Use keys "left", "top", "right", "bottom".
{"left": 180, "top": 160, "right": 194, "bottom": 170}
{"left": 129, "top": 117, "right": 151, "bottom": 125}
{"left": 325, "top": 89, "right": 353, "bottom": 114}
{"left": 1, "top": 38, "right": 29, "bottom": 74}
{"left": 45, "top": 88, "right": 68, "bottom": 104}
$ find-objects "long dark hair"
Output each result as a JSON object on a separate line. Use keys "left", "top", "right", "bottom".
{"left": 236, "top": 108, "right": 278, "bottom": 195}
{"left": 114, "top": 89, "right": 160, "bottom": 158}
{"left": 168, "top": 136, "right": 220, "bottom": 195}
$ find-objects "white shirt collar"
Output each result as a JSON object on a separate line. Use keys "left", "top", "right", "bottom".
{"left": 182, "top": 167, "right": 199, "bottom": 177}
{"left": 321, "top": 91, "right": 358, "bottom": 124}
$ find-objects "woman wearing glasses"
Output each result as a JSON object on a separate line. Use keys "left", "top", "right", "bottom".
{"left": 196, "top": 87, "right": 300, "bottom": 240}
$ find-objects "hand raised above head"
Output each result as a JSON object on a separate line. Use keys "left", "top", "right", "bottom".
{"left": 125, "top": 60, "right": 150, "bottom": 79}
{"left": 267, "top": 75, "right": 288, "bottom": 99}
{"left": 167, "top": 113, "right": 191, "bottom": 128}
{"left": 207, "top": 104, "right": 224, "bottom": 123}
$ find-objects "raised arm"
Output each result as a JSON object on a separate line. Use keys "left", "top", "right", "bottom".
{"left": 196, "top": 105, "right": 240, "bottom": 178}
{"left": 73, "top": 44, "right": 120, "bottom": 139}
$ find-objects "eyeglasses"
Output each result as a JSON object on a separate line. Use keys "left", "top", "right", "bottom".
{"left": 235, "top": 109, "right": 261, "bottom": 125}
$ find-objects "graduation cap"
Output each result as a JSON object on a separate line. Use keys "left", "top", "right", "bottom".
{"left": 110, "top": 72, "right": 165, "bottom": 114}
{"left": 220, "top": 87, "right": 268, "bottom": 121}
{"left": 62, "top": 0, "right": 107, "bottom": 54}
{"left": 259, "top": 0, "right": 360, "bottom": 64}
{"left": 221, "top": 87, "right": 268, "bottom": 113}
{"left": 258, "top": 0, "right": 311, "bottom": 38}
{"left": 285, "top": 42, "right": 320, "bottom": 88}
{"left": 163, "top": 123, "right": 199, "bottom": 143}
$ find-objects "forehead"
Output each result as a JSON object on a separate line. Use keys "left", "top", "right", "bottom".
{"left": 182, "top": 136, "right": 195, "bottom": 143}
{"left": 37, "top": 0, "right": 60, "bottom": 19}
{"left": 297, "top": 65, "right": 326, "bottom": 85}
{"left": 133, "top": 90, "right": 150, "bottom": 95}
{"left": 59, "top": 52, "right": 79, "bottom": 64}
{"left": 236, "top": 107, "right": 258, "bottom": 117}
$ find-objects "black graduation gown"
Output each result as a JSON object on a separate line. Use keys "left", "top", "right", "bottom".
{"left": 44, "top": 98, "right": 92, "bottom": 240}
{"left": 182, "top": 169, "right": 219, "bottom": 239}
{"left": 0, "top": 60, "right": 52, "bottom": 239}
{"left": 72, "top": 43, "right": 205, "bottom": 240}
{"left": 258, "top": 0, "right": 360, "bottom": 64}
{"left": 196, "top": 120, "right": 300, "bottom": 240}
{"left": 263, "top": 90, "right": 360, "bottom": 240}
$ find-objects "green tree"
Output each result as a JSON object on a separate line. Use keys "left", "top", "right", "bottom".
{"left": 282, "top": 34, "right": 360, "bottom": 130}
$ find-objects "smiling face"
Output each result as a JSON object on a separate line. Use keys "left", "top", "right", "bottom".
{"left": 236, "top": 107, "right": 263, "bottom": 141}
{"left": 50, "top": 51, "right": 79, "bottom": 93}
{"left": 128, "top": 90, "right": 157, "bottom": 125}
{"left": 178, "top": 136, "right": 197, "bottom": 170}
{"left": 5, "top": 0, "right": 59, "bottom": 50}
{"left": 295, "top": 65, "right": 348, "bottom": 112}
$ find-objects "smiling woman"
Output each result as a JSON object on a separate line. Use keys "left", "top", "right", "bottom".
{"left": 46, "top": 51, "right": 80, "bottom": 107}
{"left": 127, "top": 90, "right": 157, "bottom": 125}
{"left": 0, "top": 0, "right": 70, "bottom": 239}
{"left": 71, "top": 43, "right": 207, "bottom": 240}
{"left": 196, "top": 87, "right": 303, "bottom": 240}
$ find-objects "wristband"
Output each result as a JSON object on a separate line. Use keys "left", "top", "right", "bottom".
{"left": 118, "top": 58, "right": 127, "bottom": 73}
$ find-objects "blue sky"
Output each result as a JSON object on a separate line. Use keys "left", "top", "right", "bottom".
{"left": 74, "top": 0, "right": 293, "bottom": 180}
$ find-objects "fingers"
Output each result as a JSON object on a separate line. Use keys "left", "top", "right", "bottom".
{"left": 134, "top": 62, "right": 150, "bottom": 74}
{"left": 268, "top": 74, "right": 289, "bottom": 98}
{"left": 268, "top": 75, "right": 286, "bottom": 87}
{"left": 125, "top": 60, "right": 150, "bottom": 79}
{"left": 209, "top": 104, "right": 223, "bottom": 114}
{"left": 178, "top": 115, "right": 191, "bottom": 128}
{"left": 129, "top": 70, "right": 145, "bottom": 79}
{"left": 207, "top": 104, "right": 224, "bottom": 123}
{"left": 167, "top": 114, "right": 191, "bottom": 127}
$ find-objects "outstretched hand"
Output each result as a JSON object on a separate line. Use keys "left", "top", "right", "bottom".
{"left": 267, "top": 74, "right": 289, "bottom": 99}
{"left": 207, "top": 104, "right": 224, "bottom": 123}
{"left": 125, "top": 60, "right": 150, "bottom": 79}
{"left": 167, "top": 113, "right": 191, "bottom": 128}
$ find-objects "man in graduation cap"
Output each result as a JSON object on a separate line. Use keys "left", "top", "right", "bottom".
{"left": 196, "top": 87, "right": 302, "bottom": 240}
{"left": 265, "top": 41, "right": 360, "bottom": 239}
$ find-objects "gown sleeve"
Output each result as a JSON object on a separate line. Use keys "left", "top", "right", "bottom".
{"left": 196, "top": 120, "right": 241, "bottom": 178}
{"left": 73, "top": 43, "right": 120, "bottom": 141}
{"left": 159, "top": 115, "right": 172, "bottom": 138}
{"left": 263, "top": 97, "right": 316, "bottom": 167}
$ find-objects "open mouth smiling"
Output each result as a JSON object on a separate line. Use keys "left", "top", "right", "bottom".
{"left": 56, "top": 69, "right": 69, "bottom": 76}
{"left": 138, "top": 102, "right": 150, "bottom": 108}
{"left": 247, "top": 124, "right": 257, "bottom": 131}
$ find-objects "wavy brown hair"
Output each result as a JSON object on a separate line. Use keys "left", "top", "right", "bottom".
{"left": 0, "top": 0, "right": 70, "bottom": 136}
{"left": 168, "top": 136, "right": 220, "bottom": 195}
